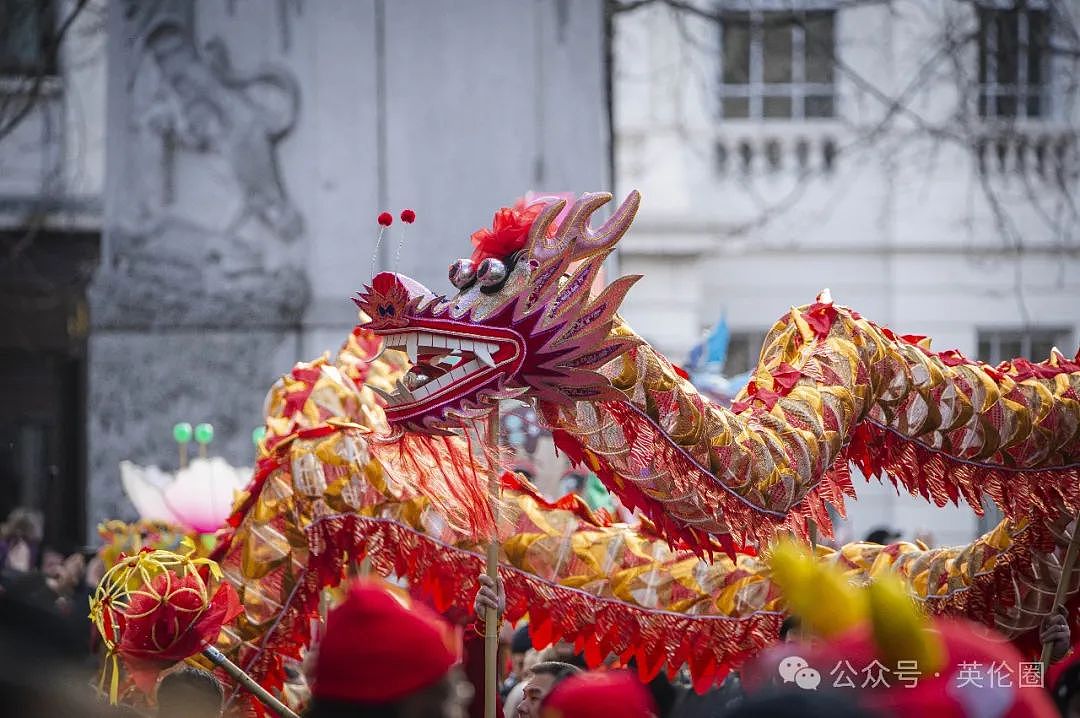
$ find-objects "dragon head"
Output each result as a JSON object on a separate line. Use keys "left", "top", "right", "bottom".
{"left": 355, "top": 191, "right": 642, "bottom": 432}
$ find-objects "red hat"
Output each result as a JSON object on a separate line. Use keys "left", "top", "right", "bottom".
{"left": 540, "top": 671, "right": 656, "bottom": 718}
{"left": 312, "top": 579, "right": 459, "bottom": 704}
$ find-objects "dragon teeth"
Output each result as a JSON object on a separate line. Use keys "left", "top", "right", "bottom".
{"left": 474, "top": 345, "right": 495, "bottom": 368}
{"left": 370, "top": 385, "right": 395, "bottom": 403}
{"left": 405, "top": 334, "right": 419, "bottom": 364}
{"left": 395, "top": 379, "right": 414, "bottom": 399}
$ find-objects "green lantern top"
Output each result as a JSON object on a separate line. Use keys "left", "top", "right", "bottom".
{"left": 172, "top": 422, "right": 193, "bottom": 444}
{"left": 194, "top": 423, "right": 214, "bottom": 445}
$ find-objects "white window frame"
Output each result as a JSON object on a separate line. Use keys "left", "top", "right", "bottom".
{"left": 977, "top": 0, "right": 1052, "bottom": 120}
{"left": 975, "top": 327, "right": 1072, "bottom": 364}
{"left": 722, "top": 330, "right": 768, "bottom": 375}
{"left": 716, "top": 1, "right": 837, "bottom": 121}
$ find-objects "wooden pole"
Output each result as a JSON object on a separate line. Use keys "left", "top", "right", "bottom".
{"left": 1042, "top": 520, "right": 1080, "bottom": 670}
{"left": 202, "top": 645, "right": 299, "bottom": 718}
{"left": 178, "top": 443, "right": 188, "bottom": 470}
{"left": 484, "top": 409, "right": 501, "bottom": 718}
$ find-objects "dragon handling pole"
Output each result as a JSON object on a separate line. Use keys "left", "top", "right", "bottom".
{"left": 1042, "top": 519, "right": 1080, "bottom": 670}
{"left": 485, "top": 408, "right": 501, "bottom": 718}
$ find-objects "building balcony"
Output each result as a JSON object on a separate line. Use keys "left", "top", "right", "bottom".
{"left": 973, "top": 126, "right": 1077, "bottom": 184}
{"left": 713, "top": 123, "right": 841, "bottom": 178}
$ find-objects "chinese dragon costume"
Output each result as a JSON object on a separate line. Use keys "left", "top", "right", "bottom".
{"left": 139, "top": 191, "right": 1080, "bottom": 712}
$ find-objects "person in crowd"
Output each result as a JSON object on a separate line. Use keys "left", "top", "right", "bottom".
{"left": 558, "top": 470, "right": 614, "bottom": 513}
{"left": 156, "top": 667, "right": 223, "bottom": 718}
{"left": 538, "top": 670, "right": 656, "bottom": 718}
{"left": 475, "top": 573, "right": 504, "bottom": 626}
{"left": 863, "top": 526, "right": 901, "bottom": 544}
{"left": 0, "top": 578, "right": 130, "bottom": 717}
{"left": 503, "top": 624, "right": 533, "bottom": 698}
{"left": 307, "top": 579, "right": 472, "bottom": 718}
{"left": 1043, "top": 605, "right": 1073, "bottom": 665}
{"left": 476, "top": 574, "right": 589, "bottom": 672}
{"left": 504, "top": 646, "right": 543, "bottom": 717}
{"left": 532, "top": 642, "right": 588, "bottom": 670}
{"left": 515, "top": 662, "right": 581, "bottom": 718}
{"left": 0, "top": 507, "right": 43, "bottom": 580}
{"left": 1051, "top": 642, "right": 1080, "bottom": 718}
{"left": 503, "top": 681, "right": 526, "bottom": 718}
{"left": 39, "top": 543, "right": 86, "bottom": 612}
{"left": 718, "top": 690, "right": 875, "bottom": 718}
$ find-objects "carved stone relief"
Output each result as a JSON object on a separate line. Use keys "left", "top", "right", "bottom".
{"left": 92, "top": 0, "right": 307, "bottom": 327}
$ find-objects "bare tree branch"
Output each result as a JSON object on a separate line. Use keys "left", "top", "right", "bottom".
{"left": 0, "top": 0, "right": 90, "bottom": 141}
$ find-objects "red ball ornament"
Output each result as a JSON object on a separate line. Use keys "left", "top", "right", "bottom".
{"left": 377, "top": 212, "right": 393, "bottom": 227}
{"left": 400, "top": 209, "right": 416, "bottom": 224}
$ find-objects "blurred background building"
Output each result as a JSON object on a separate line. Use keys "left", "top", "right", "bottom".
{"left": 613, "top": 0, "right": 1080, "bottom": 545}
{"left": 0, "top": 0, "right": 104, "bottom": 547}
{"left": 1, "top": 0, "right": 1077, "bottom": 548}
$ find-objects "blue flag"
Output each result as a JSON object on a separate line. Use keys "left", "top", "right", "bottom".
{"left": 706, "top": 314, "right": 729, "bottom": 367}
{"left": 686, "top": 314, "right": 729, "bottom": 370}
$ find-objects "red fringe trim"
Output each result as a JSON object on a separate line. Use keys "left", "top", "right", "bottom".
{"left": 551, "top": 395, "right": 1078, "bottom": 556}
{"left": 551, "top": 400, "right": 854, "bottom": 555}
{"left": 845, "top": 421, "right": 1080, "bottom": 523}
{"left": 225, "top": 514, "right": 782, "bottom": 712}
{"left": 499, "top": 471, "right": 613, "bottom": 527}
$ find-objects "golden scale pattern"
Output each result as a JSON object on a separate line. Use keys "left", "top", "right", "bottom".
{"left": 211, "top": 325, "right": 1080, "bottom": 703}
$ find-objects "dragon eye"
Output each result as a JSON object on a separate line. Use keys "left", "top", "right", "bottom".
{"left": 476, "top": 258, "right": 508, "bottom": 289}
{"left": 449, "top": 259, "right": 476, "bottom": 289}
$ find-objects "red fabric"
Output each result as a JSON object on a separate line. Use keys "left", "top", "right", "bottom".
{"left": 804, "top": 300, "right": 838, "bottom": 337}
{"left": 540, "top": 670, "right": 656, "bottom": 718}
{"left": 470, "top": 202, "right": 545, "bottom": 263}
{"left": 311, "top": 579, "right": 459, "bottom": 704}
{"left": 298, "top": 514, "right": 780, "bottom": 698}
{"left": 115, "top": 571, "right": 241, "bottom": 693}
{"left": 771, "top": 362, "right": 802, "bottom": 394}
{"left": 500, "top": 471, "right": 611, "bottom": 527}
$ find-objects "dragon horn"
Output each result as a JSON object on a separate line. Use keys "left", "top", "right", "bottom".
{"left": 562, "top": 190, "right": 641, "bottom": 262}
{"left": 527, "top": 198, "right": 570, "bottom": 261}
{"left": 527, "top": 191, "right": 641, "bottom": 263}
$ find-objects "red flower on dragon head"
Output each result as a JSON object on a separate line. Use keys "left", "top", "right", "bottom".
{"left": 354, "top": 191, "right": 642, "bottom": 433}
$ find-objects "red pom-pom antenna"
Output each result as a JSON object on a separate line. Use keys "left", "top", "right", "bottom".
{"left": 371, "top": 212, "right": 395, "bottom": 277}
{"left": 392, "top": 208, "right": 417, "bottom": 265}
